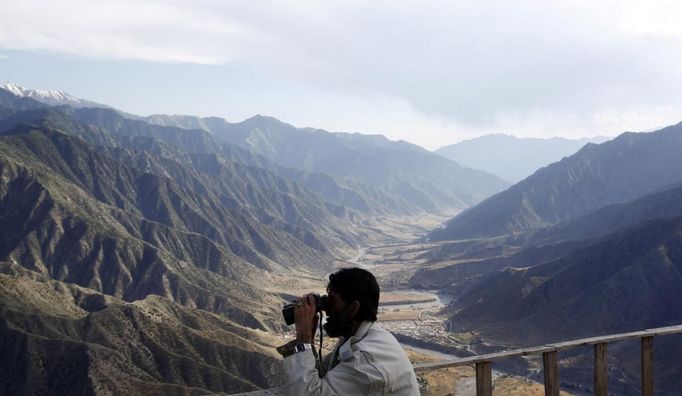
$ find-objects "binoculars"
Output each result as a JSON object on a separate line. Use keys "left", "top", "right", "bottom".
{"left": 282, "top": 294, "right": 328, "bottom": 325}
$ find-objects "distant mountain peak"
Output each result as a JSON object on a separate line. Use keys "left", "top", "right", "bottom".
{"left": 2, "top": 82, "right": 29, "bottom": 96}
{"left": 3, "top": 82, "right": 76, "bottom": 101}
{"left": 435, "top": 133, "right": 610, "bottom": 183}
{"left": 431, "top": 121, "right": 682, "bottom": 241}
{"left": 242, "top": 114, "right": 288, "bottom": 125}
{"left": 1, "top": 82, "right": 108, "bottom": 109}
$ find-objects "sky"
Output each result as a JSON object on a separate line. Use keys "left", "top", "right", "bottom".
{"left": 2, "top": 0, "right": 682, "bottom": 150}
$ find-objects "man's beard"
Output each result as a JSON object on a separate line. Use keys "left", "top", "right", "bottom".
{"left": 323, "top": 308, "right": 354, "bottom": 338}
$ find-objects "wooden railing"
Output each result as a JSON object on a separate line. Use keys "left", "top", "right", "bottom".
{"left": 413, "top": 324, "right": 682, "bottom": 396}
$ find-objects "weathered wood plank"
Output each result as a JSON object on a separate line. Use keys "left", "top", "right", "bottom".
{"left": 641, "top": 336, "right": 654, "bottom": 396}
{"left": 475, "top": 361, "right": 492, "bottom": 396}
{"left": 412, "top": 324, "right": 682, "bottom": 372}
{"left": 547, "top": 324, "right": 679, "bottom": 351}
{"left": 647, "top": 325, "right": 682, "bottom": 337}
{"left": 543, "top": 351, "right": 559, "bottom": 396}
{"left": 594, "top": 342, "right": 607, "bottom": 396}
{"left": 413, "top": 345, "right": 556, "bottom": 371}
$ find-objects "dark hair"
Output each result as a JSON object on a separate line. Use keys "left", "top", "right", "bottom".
{"left": 327, "top": 267, "right": 380, "bottom": 322}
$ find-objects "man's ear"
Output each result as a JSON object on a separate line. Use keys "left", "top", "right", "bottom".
{"left": 349, "top": 300, "right": 360, "bottom": 318}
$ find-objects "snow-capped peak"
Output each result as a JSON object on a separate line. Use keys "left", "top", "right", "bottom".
{"left": 1, "top": 82, "right": 107, "bottom": 109}
{"left": 2, "top": 82, "right": 78, "bottom": 101}
{"left": 2, "top": 82, "right": 27, "bottom": 96}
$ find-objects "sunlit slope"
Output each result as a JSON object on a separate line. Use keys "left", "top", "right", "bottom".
{"left": 0, "top": 262, "right": 282, "bottom": 395}
{"left": 0, "top": 127, "right": 293, "bottom": 328}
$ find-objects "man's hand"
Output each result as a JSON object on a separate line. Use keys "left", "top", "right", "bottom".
{"left": 294, "top": 293, "right": 319, "bottom": 344}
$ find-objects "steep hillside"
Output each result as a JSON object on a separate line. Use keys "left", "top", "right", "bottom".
{"left": 1, "top": 106, "right": 368, "bottom": 255}
{"left": 531, "top": 182, "right": 682, "bottom": 246}
{"left": 436, "top": 134, "right": 607, "bottom": 183}
{"left": 417, "top": 184, "right": 682, "bottom": 335}
{"left": 3, "top": 86, "right": 508, "bottom": 216}
{"left": 0, "top": 127, "right": 293, "bottom": 327}
{"left": 0, "top": 81, "right": 434, "bottom": 394}
{"left": 0, "top": 262, "right": 282, "bottom": 395}
{"left": 419, "top": 216, "right": 682, "bottom": 394}
{"left": 84, "top": 107, "right": 421, "bottom": 216}
{"left": 0, "top": 93, "right": 379, "bottom": 392}
{"left": 418, "top": 182, "right": 682, "bottom": 266}
{"left": 413, "top": 180, "right": 682, "bottom": 393}
{"left": 451, "top": 216, "right": 682, "bottom": 340}
{"left": 145, "top": 113, "right": 509, "bottom": 212}
{"left": 280, "top": 168, "right": 416, "bottom": 215}
{"left": 430, "top": 122, "right": 682, "bottom": 240}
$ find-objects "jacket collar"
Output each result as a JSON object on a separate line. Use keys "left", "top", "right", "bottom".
{"left": 337, "top": 321, "right": 375, "bottom": 361}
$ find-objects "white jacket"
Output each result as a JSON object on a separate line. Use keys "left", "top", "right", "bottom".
{"left": 283, "top": 321, "right": 420, "bottom": 395}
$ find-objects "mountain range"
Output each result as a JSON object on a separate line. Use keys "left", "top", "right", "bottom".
{"left": 0, "top": 89, "right": 356, "bottom": 393}
{"left": 5, "top": 82, "right": 682, "bottom": 394}
{"left": 430, "top": 122, "right": 682, "bottom": 241}
{"left": 414, "top": 123, "right": 682, "bottom": 393}
{"left": 416, "top": 180, "right": 682, "bottom": 341}
{"left": 5, "top": 83, "right": 510, "bottom": 215}
{"left": 436, "top": 134, "right": 609, "bottom": 183}
{"left": 142, "top": 113, "right": 508, "bottom": 213}
{"left": 0, "top": 84, "right": 509, "bottom": 394}
{"left": 425, "top": 202, "right": 682, "bottom": 393}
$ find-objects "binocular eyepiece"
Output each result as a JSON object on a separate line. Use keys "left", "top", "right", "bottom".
{"left": 282, "top": 294, "right": 328, "bottom": 325}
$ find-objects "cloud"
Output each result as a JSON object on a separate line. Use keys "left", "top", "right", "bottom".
{"left": 2, "top": 0, "right": 682, "bottom": 143}
{"left": 0, "top": 0, "right": 239, "bottom": 64}
{"left": 0, "top": 54, "right": 8, "bottom": 60}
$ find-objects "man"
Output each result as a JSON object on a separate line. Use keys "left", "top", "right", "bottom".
{"left": 280, "top": 267, "right": 420, "bottom": 395}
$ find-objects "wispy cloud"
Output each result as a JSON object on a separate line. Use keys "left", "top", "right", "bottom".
{"left": 0, "top": 1, "right": 239, "bottom": 64}
{"left": 0, "top": 54, "right": 8, "bottom": 60}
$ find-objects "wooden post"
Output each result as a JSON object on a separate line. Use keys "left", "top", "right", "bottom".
{"left": 475, "top": 361, "right": 492, "bottom": 396}
{"left": 543, "top": 351, "right": 559, "bottom": 396}
{"left": 594, "top": 342, "right": 607, "bottom": 396}
{"left": 641, "top": 336, "right": 654, "bottom": 396}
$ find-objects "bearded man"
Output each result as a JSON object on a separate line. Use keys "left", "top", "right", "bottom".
{"left": 278, "top": 267, "right": 420, "bottom": 395}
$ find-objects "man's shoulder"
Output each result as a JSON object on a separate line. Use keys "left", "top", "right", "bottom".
{"left": 353, "top": 322, "right": 420, "bottom": 394}
{"left": 357, "top": 323, "right": 403, "bottom": 352}
{"left": 366, "top": 322, "right": 393, "bottom": 339}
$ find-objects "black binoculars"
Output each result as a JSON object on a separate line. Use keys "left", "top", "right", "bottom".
{"left": 282, "top": 294, "right": 328, "bottom": 325}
